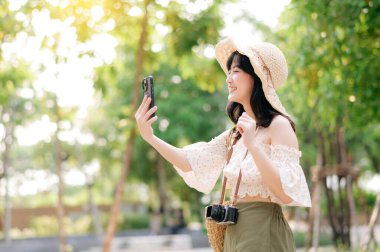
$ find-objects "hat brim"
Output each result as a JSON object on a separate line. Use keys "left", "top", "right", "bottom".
{"left": 215, "top": 37, "right": 288, "bottom": 117}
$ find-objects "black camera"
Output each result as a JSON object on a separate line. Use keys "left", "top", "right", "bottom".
{"left": 205, "top": 204, "right": 239, "bottom": 225}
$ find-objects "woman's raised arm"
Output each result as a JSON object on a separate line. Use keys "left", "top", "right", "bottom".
{"left": 134, "top": 95, "right": 192, "bottom": 172}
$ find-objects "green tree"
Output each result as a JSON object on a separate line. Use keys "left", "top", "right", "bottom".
{"left": 273, "top": 0, "right": 380, "bottom": 249}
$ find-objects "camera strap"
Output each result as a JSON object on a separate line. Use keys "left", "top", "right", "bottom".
{"left": 220, "top": 128, "right": 243, "bottom": 206}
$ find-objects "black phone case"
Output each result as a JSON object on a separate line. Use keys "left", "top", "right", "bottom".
{"left": 142, "top": 76, "right": 155, "bottom": 118}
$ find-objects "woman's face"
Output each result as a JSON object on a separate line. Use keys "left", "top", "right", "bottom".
{"left": 226, "top": 59, "right": 254, "bottom": 105}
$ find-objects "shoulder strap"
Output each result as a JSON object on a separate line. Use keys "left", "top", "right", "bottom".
{"left": 219, "top": 128, "right": 241, "bottom": 206}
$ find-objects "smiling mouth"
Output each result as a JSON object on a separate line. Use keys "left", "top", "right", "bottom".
{"left": 229, "top": 87, "right": 237, "bottom": 93}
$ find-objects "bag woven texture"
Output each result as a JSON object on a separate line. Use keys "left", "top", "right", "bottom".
{"left": 205, "top": 217, "right": 227, "bottom": 252}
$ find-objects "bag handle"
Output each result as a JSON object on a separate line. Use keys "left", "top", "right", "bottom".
{"left": 219, "top": 128, "right": 243, "bottom": 206}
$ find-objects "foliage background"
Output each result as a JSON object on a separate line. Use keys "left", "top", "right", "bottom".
{"left": 0, "top": 0, "right": 379, "bottom": 248}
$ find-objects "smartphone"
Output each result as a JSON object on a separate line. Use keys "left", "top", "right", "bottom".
{"left": 141, "top": 75, "right": 155, "bottom": 118}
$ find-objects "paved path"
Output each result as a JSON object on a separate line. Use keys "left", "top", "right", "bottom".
{"left": 1, "top": 225, "right": 379, "bottom": 252}
{"left": 0, "top": 229, "right": 212, "bottom": 252}
{"left": 81, "top": 234, "right": 196, "bottom": 252}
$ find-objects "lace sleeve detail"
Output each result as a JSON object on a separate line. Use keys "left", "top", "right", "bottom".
{"left": 270, "top": 144, "right": 311, "bottom": 207}
{"left": 174, "top": 131, "right": 227, "bottom": 194}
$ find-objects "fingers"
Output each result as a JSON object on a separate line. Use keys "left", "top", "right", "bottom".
{"left": 238, "top": 113, "right": 257, "bottom": 127}
{"left": 135, "top": 96, "right": 151, "bottom": 119}
{"left": 237, "top": 113, "right": 256, "bottom": 135}
{"left": 143, "top": 106, "right": 157, "bottom": 122}
{"left": 135, "top": 95, "right": 147, "bottom": 118}
{"left": 141, "top": 97, "right": 151, "bottom": 115}
{"left": 240, "top": 112, "right": 256, "bottom": 122}
{"left": 236, "top": 125, "right": 244, "bottom": 134}
{"left": 236, "top": 119, "right": 248, "bottom": 134}
{"left": 238, "top": 117, "right": 251, "bottom": 123}
{"left": 147, "top": 115, "right": 158, "bottom": 126}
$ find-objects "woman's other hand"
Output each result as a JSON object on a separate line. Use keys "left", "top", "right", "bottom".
{"left": 236, "top": 112, "right": 258, "bottom": 148}
{"left": 135, "top": 95, "right": 158, "bottom": 142}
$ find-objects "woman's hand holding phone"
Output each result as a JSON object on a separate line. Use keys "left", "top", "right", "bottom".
{"left": 135, "top": 95, "right": 158, "bottom": 142}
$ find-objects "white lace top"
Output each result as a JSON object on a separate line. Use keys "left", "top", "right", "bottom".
{"left": 174, "top": 131, "right": 311, "bottom": 207}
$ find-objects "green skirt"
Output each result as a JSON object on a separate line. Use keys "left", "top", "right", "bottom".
{"left": 224, "top": 202, "right": 295, "bottom": 252}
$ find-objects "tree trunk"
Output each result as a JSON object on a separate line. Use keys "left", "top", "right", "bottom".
{"left": 312, "top": 145, "right": 324, "bottom": 251}
{"left": 338, "top": 128, "right": 353, "bottom": 247}
{"left": 364, "top": 193, "right": 380, "bottom": 251}
{"left": 322, "top": 131, "right": 341, "bottom": 246}
{"left": 306, "top": 134, "right": 324, "bottom": 251}
{"left": 157, "top": 155, "right": 168, "bottom": 227}
{"left": 54, "top": 97, "right": 66, "bottom": 252}
{"left": 102, "top": 1, "right": 150, "bottom": 251}
{"left": 322, "top": 127, "right": 352, "bottom": 248}
{"left": 339, "top": 128, "right": 359, "bottom": 247}
{"left": 347, "top": 175, "right": 359, "bottom": 246}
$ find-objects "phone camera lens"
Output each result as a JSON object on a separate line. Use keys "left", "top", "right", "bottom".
{"left": 142, "top": 79, "right": 147, "bottom": 91}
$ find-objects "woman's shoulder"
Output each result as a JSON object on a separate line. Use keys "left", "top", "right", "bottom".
{"left": 269, "top": 115, "right": 298, "bottom": 148}
{"left": 269, "top": 115, "right": 291, "bottom": 129}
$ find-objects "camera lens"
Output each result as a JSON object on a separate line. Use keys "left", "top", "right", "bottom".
{"left": 210, "top": 205, "right": 225, "bottom": 222}
{"left": 142, "top": 79, "right": 147, "bottom": 91}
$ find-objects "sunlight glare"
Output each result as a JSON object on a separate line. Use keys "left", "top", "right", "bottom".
{"left": 203, "top": 45, "right": 214, "bottom": 59}
{"left": 152, "top": 43, "right": 163, "bottom": 53}
{"left": 87, "top": 34, "right": 118, "bottom": 65}
{"left": 156, "top": 0, "right": 170, "bottom": 7}
{"left": 3, "top": 170, "right": 58, "bottom": 196}
{"left": 8, "top": 0, "right": 28, "bottom": 11}
{"left": 186, "top": 0, "right": 212, "bottom": 15}
{"left": 359, "top": 172, "right": 380, "bottom": 193}
{"left": 32, "top": 9, "right": 56, "bottom": 38}
{"left": 176, "top": 0, "right": 189, "bottom": 5}
{"left": 58, "top": 128, "right": 95, "bottom": 145}
{"left": 103, "top": 19, "right": 116, "bottom": 31}
{"left": 155, "top": 24, "right": 170, "bottom": 36}
{"left": 60, "top": 0, "right": 70, "bottom": 9}
{"left": 56, "top": 27, "right": 78, "bottom": 58}
{"left": 46, "top": 0, "right": 60, "bottom": 7}
{"left": 15, "top": 116, "right": 57, "bottom": 146}
{"left": 221, "top": 0, "right": 291, "bottom": 37}
{"left": 129, "top": 6, "right": 142, "bottom": 17}
{"left": 156, "top": 10, "right": 165, "bottom": 20}
{"left": 15, "top": 12, "right": 27, "bottom": 22}
{"left": 83, "top": 161, "right": 100, "bottom": 178}
{"left": 159, "top": 118, "right": 170, "bottom": 132}
{"left": 16, "top": 87, "right": 34, "bottom": 99}
{"left": 65, "top": 169, "right": 87, "bottom": 186}
{"left": 91, "top": 6, "right": 104, "bottom": 22}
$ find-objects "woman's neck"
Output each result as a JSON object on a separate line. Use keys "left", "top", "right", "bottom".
{"left": 242, "top": 104, "right": 257, "bottom": 121}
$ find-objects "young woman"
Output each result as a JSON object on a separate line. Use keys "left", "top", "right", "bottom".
{"left": 135, "top": 37, "right": 311, "bottom": 251}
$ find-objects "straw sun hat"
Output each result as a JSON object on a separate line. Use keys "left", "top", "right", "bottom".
{"left": 215, "top": 37, "right": 289, "bottom": 116}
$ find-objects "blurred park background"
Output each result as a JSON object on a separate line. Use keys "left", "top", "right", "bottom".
{"left": 0, "top": 0, "right": 380, "bottom": 251}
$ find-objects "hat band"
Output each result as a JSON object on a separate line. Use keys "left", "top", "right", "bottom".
{"left": 248, "top": 48, "right": 275, "bottom": 89}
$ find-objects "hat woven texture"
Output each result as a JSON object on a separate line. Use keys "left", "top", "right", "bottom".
{"left": 215, "top": 37, "right": 289, "bottom": 116}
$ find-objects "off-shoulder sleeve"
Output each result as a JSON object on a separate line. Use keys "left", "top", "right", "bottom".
{"left": 174, "top": 131, "right": 227, "bottom": 194}
{"left": 269, "top": 145, "right": 311, "bottom": 207}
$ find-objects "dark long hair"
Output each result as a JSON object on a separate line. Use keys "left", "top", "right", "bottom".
{"left": 226, "top": 51, "right": 295, "bottom": 139}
